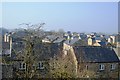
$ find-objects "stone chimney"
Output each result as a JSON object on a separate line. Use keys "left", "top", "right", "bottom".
{"left": 4, "top": 33, "right": 10, "bottom": 43}
{"left": 4, "top": 33, "right": 7, "bottom": 42}
{"left": 9, "top": 37, "right": 12, "bottom": 57}
{"left": 7, "top": 35, "right": 10, "bottom": 42}
{"left": 4, "top": 33, "right": 12, "bottom": 57}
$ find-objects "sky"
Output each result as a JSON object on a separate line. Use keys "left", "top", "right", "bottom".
{"left": 0, "top": 2, "right": 118, "bottom": 33}
{"left": 118, "top": 2, "right": 120, "bottom": 32}
{"left": 1, "top": 0, "right": 119, "bottom": 2}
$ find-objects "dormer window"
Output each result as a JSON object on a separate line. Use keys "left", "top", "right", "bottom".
{"left": 38, "top": 61, "right": 44, "bottom": 69}
{"left": 19, "top": 62, "right": 26, "bottom": 70}
{"left": 111, "top": 64, "right": 116, "bottom": 70}
{"left": 99, "top": 64, "right": 105, "bottom": 70}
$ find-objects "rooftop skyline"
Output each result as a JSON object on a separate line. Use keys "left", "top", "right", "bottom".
{"left": 0, "top": 2, "right": 118, "bottom": 34}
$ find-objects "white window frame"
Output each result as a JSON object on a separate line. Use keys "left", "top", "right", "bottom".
{"left": 99, "top": 64, "right": 105, "bottom": 70}
{"left": 19, "top": 62, "right": 26, "bottom": 70}
{"left": 38, "top": 61, "right": 44, "bottom": 69}
{"left": 111, "top": 64, "right": 116, "bottom": 70}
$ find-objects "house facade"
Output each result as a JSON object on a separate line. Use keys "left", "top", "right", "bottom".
{"left": 74, "top": 46, "right": 120, "bottom": 78}
{"left": 10, "top": 42, "right": 77, "bottom": 78}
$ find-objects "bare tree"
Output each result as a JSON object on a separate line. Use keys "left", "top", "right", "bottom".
{"left": 14, "top": 23, "right": 46, "bottom": 79}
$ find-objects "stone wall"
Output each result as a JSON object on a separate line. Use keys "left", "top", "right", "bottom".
{"left": 2, "top": 64, "right": 13, "bottom": 78}
{"left": 78, "top": 62, "right": 119, "bottom": 78}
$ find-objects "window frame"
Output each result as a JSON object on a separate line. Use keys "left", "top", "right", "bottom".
{"left": 99, "top": 64, "right": 105, "bottom": 71}
{"left": 111, "top": 64, "right": 116, "bottom": 70}
{"left": 38, "top": 61, "right": 44, "bottom": 69}
{"left": 19, "top": 62, "right": 26, "bottom": 70}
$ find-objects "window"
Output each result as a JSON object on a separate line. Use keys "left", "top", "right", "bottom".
{"left": 38, "top": 61, "right": 44, "bottom": 69}
{"left": 111, "top": 64, "right": 116, "bottom": 70}
{"left": 86, "top": 65, "right": 88, "bottom": 70}
{"left": 99, "top": 64, "right": 105, "bottom": 70}
{"left": 19, "top": 62, "right": 26, "bottom": 70}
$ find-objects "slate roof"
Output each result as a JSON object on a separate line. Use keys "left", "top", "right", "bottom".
{"left": 2, "top": 42, "right": 11, "bottom": 55}
{"left": 46, "top": 35, "right": 62, "bottom": 42}
{"left": 73, "top": 46, "right": 119, "bottom": 63}
{"left": 64, "top": 38, "right": 80, "bottom": 45}
{"left": 80, "top": 34, "right": 87, "bottom": 39}
{"left": 91, "top": 37, "right": 107, "bottom": 42}
{"left": 2, "top": 42, "right": 10, "bottom": 49}
{"left": 53, "top": 38, "right": 65, "bottom": 43}
{"left": 95, "top": 37, "right": 102, "bottom": 40}
{"left": 98, "top": 42, "right": 107, "bottom": 46}
{"left": 46, "top": 35, "right": 57, "bottom": 41}
{"left": 12, "top": 43, "right": 62, "bottom": 61}
{"left": 32, "top": 43, "right": 62, "bottom": 61}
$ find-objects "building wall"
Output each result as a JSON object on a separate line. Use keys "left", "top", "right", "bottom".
{"left": 93, "top": 42, "right": 101, "bottom": 46}
{"left": 88, "top": 38, "right": 93, "bottom": 46}
{"left": 63, "top": 43, "right": 78, "bottom": 73}
{"left": 78, "top": 62, "right": 119, "bottom": 78}
{"left": 11, "top": 43, "right": 78, "bottom": 78}
{"left": 110, "top": 36, "right": 116, "bottom": 44}
{"left": 2, "top": 64, "right": 13, "bottom": 79}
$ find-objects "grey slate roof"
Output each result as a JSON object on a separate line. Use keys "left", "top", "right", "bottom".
{"left": 34, "top": 43, "right": 62, "bottom": 61}
{"left": 73, "top": 46, "right": 119, "bottom": 63}
{"left": 46, "top": 35, "right": 57, "bottom": 40}
{"left": 53, "top": 38, "right": 65, "bottom": 43}
{"left": 64, "top": 38, "right": 80, "bottom": 45}
{"left": 2, "top": 42, "right": 10, "bottom": 49}
{"left": 12, "top": 43, "right": 62, "bottom": 61}
{"left": 95, "top": 37, "right": 102, "bottom": 40}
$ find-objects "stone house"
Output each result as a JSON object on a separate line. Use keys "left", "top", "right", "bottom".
{"left": 88, "top": 37, "right": 107, "bottom": 46}
{"left": 2, "top": 34, "right": 120, "bottom": 79}
{"left": 11, "top": 42, "right": 77, "bottom": 78}
{"left": 88, "top": 37, "right": 95, "bottom": 46}
{"left": 73, "top": 46, "right": 120, "bottom": 78}
{"left": 108, "top": 35, "right": 117, "bottom": 44}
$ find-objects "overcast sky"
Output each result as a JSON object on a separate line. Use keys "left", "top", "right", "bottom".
{"left": 1, "top": 2, "right": 118, "bottom": 33}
